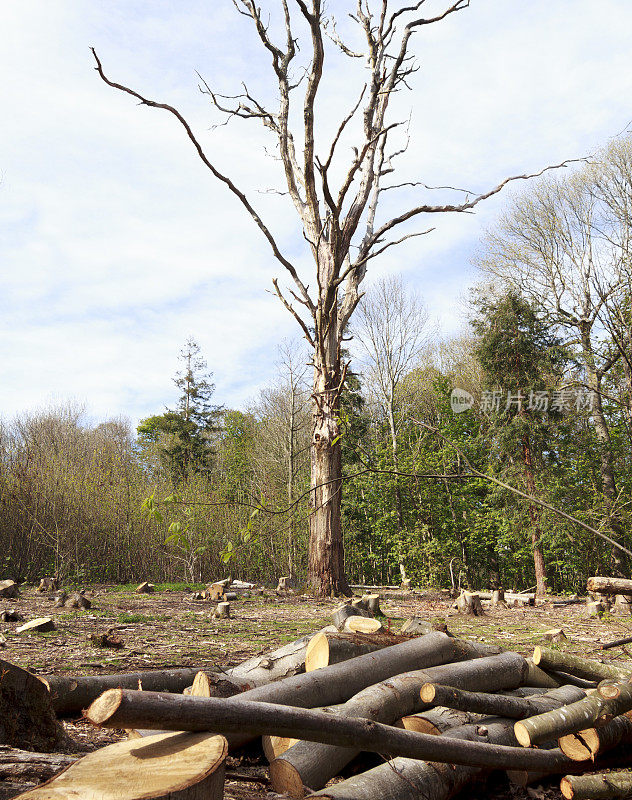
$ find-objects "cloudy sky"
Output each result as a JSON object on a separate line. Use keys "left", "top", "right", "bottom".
{"left": 2, "top": 1, "right": 631, "bottom": 426}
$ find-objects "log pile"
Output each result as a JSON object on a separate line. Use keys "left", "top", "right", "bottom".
{"left": 7, "top": 611, "right": 632, "bottom": 799}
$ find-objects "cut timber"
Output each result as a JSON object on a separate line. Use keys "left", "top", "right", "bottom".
{"left": 0, "top": 581, "right": 18, "bottom": 599}
{"left": 561, "top": 770, "right": 632, "bottom": 800}
{"left": 207, "top": 582, "right": 228, "bottom": 601}
{"left": 331, "top": 603, "right": 371, "bottom": 630}
{"left": 16, "top": 617, "right": 55, "bottom": 634}
{"left": 587, "top": 577, "right": 632, "bottom": 596}
{"left": 525, "top": 658, "right": 560, "bottom": 688}
{"left": 514, "top": 680, "right": 632, "bottom": 747}
{"left": 12, "top": 731, "right": 227, "bottom": 800}
{"left": 400, "top": 707, "right": 477, "bottom": 734}
{"left": 42, "top": 667, "right": 199, "bottom": 716}
{"left": 269, "top": 650, "right": 527, "bottom": 795}
{"left": 399, "top": 618, "right": 436, "bottom": 636}
{"left": 305, "top": 630, "right": 410, "bottom": 672}
{"left": 342, "top": 616, "right": 382, "bottom": 633}
{"left": 361, "top": 593, "right": 381, "bottom": 615}
{"left": 420, "top": 684, "right": 585, "bottom": 719}
{"left": 543, "top": 628, "right": 567, "bottom": 643}
{"left": 533, "top": 646, "right": 632, "bottom": 683}
{"left": 136, "top": 582, "right": 154, "bottom": 594}
{"left": 37, "top": 578, "right": 58, "bottom": 593}
{"left": 190, "top": 671, "right": 242, "bottom": 699}
{"left": 222, "top": 592, "right": 238, "bottom": 601}
{"left": 307, "top": 716, "right": 572, "bottom": 800}
{"left": 456, "top": 591, "right": 484, "bottom": 616}
{"left": 0, "top": 659, "right": 73, "bottom": 752}
{"left": 0, "top": 746, "right": 76, "bottom": 782}
{"left": 262, "top": 735, "right": 299, "bottom": 762}
{"left": 558, "top": 714, "right": 632, "bottom": 760}
{"left": 66, "top": 592, "right": 91, "bottom": 609}
{"left": 213, "top": 602, "right": 230, "bottom": 619}
{"left": 87, "top": 688, "right": 577, "bottom": 772}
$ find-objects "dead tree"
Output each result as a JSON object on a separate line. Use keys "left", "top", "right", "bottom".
{"left": 91, "top": 1, "right": 575, "bottom": 595}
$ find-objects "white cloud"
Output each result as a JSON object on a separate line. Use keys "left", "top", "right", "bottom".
{"left": 1, "top": 0, "right": 631, "bottom": 424}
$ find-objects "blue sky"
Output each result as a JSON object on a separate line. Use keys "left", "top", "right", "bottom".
{"left": 2, "top": 1, "right": 632, "bottom": 426}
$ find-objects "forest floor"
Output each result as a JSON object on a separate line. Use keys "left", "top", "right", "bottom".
{"left": 2, "top": 583, "right": 631, "bottom": 800}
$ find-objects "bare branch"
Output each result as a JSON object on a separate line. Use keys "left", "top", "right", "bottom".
{"left": 272, "top": 279, "right": 315, "bottom": 347}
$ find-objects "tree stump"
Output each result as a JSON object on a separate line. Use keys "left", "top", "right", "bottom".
{"left": 456, "top": 591, "right": 484, "bottom": 616}
{"left": 542, "top": 628, "right": 567, "bottom": 643}
{"left": 0, "top": 609, "right": 22, "bottom": 623}
{"left": 399, "top": 618, "right": 436, "bottom": 636}
{"left": 12, "top": 731, "right": 227, "bottom": 800}
{"left": 207, "top": 583, "right": 226, "bottom": 602}
{"left": 66, "top": 592, "right": 91, "bottom": 610}
{"left": 213, "top": 602, "right": 230, "bottom": 619}
{"left": 53, "top": 591, "right": 68, "bottom": 608}
{"left": 136, "top": 582, "right": 154, "bottom": 594}
{"left": 37, "top": 578, "right": 58, "bottom": 594}
{"left": 16, "top": 618, "right": 55, "bottom": 634}
{"left": 586, "top": 600, "right": 607, "bottom": 618}
{"left": 360, "top": 594, "right": 382, "bottom": 615}
{"left": 0, "top": 581, "right": 18, "bottom": 599}
{"left": 277, "top": 576, "right": 294, "bottom": 592}
{"left": 491, "top": 588, "right": 506, "bottom": 607}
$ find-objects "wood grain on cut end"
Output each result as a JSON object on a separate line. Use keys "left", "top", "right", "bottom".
{"left": 262, "top": 735, "right": 299, "bottom": 763}
{"left": 560, "top": 776, "right": 574, "bottom": 799}
{"left": 13, "top": 731, "right": 227, "bottom": 800}
{"left": 305, "top": 631, "right": 327, "bottom": 672}
{"left": 86, "top": 688, "right": 124, "bottom": 725}
{"left": 558, "top": 729, "right": 596, "bottom": 761}
{"left": 270, "top": 757, "right": 306, "bottom": 798}
{"left": 513, "top": 721, "right": 531, "bottom": 748}
{"left": 420, "top": 684, "right": 436, "bottom": 703}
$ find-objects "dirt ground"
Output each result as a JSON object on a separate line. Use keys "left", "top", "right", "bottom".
{"left": 2, "top": 584, "right": 631, "bottom": 799}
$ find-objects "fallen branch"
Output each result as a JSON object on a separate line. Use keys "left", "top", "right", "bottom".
{"left": 420, "top": 684, "right": 585, "bottom": 719}
{"left": 533, "top": 646, "right": 632, "bottom": 683}
{"left": 561, "top": 770, "right": 632, "bottom": 799}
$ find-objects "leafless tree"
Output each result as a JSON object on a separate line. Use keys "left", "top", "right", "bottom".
{"left": 353, "top": 274, "right": 431, "bottom": 530}
{"left": 91, "top": 1, "right": 575, "bottom": 594}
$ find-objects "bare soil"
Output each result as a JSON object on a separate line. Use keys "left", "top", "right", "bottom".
{"left": 2, "top": 584, "right": 630, "bottom": 799}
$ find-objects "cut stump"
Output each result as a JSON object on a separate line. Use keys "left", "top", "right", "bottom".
{"left": 16, "top": 618, "right": 55, "bottom": 634}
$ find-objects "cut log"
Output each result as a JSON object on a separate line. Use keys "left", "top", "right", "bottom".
{"left": 543, "top": 628, "right": 567, "bottom": 643}
{"left": 558, "top": 714, "right": 632, "bottom": 760}
{"left": 262, "top": 706, "right": 343, "bottom": 762}
{"left": 37, "top": 578, "right": 58, "bottom": 594}
{"left": 456, "top": 591, "right": 484, "bottom": 616}
{"left": 561, "top": 770, "right": 632, "bottom": 800}
{"left": 135, "top": 582, "right": 154, "bottom": 594}
{"left": 305, "top": 630, "right": 410, "bottom": 672}
{"left": 514, "top": 680, "right": 632, "bottom": 747}
{"left": 342, "top": 616, "right": 382, "bottom": 633}
{"left": 213, "top": 602, "right": 230, "bottom": 619}
{"left": 87, "top": 689, "right": 576, "bottom": 772}
{"left": 525, "top": 657, "right": 561, "bottom": 688}
{"left": 66, "top": 592, "right": 91, "bottom": 609}
{"left": 269, "top": 650, "right": 527, "bottom": 795}
{"left": 0, "top": 659, "right": 73, "bottom": 752}
{"left": 331, "top": 603, "right": 371, "bottom": 630}
{"left": 12, "top": 731, "right": 227, "bottom": 800}
{"left": 400, "top": 707, "right": 479, "bottom": 734}
{"left": 42, "top": 667, "right": 200, "bottom": 716}
{"left": 587, "top": 577, "right": 632, "bottom": 596}
{"left": 543, "top": 670, "right": 597, "bottom": 690}
{"left": 533, "top": 646, "right": 632, "bottom": 683}
{"left": 0, "top": 746, "right": 76, "bottom": 782}
{"left": 399, "top": 618, "right": 436, "bottom": 635}
{"left": 16, "top": 618, "right": 55, "bottom": 634}
{"left": 222, "top": 592, "right": 238, "bottom": 601}
{"left": 361, "top": 593, "right": 381, "bottom": 615}
{"left": 207, "top": 582, "right": 228, "bottom": 601}
{"left": 0, "top": 581, "right": 18, "bottom": 599}
{"left": 190, "top": 671, "right": 242, "bottom": 699}
{"left": 307, "top": 716, "right": 572, "bottom": 800}
{"left": 420, "top": 684, "right": 585, "bottom": 719}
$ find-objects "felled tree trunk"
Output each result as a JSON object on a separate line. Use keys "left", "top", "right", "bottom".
{"left": 420, "top": 684, "right": 585, "bottom": 719}
{"left": 400, "top": 708, "right": 480, "bottom": 734}
{"left": 331, "top": 604, "right": 371, "bottom": 630}
{"left": 0, "top": 659, "right": 74, "bottom": 752}
{"left": 13, "top": 732, "right": 227, "bottom": 800}
{"left": 0, "top": 746, "right": 77, "bottom": 782}
{"left": 269, "top": 651, "right": 527, "bottom": 796}
{"left": 42, "top": 667, "right": 200, "bottom": 716}
{"left": 514, "top": 681, "right": 632, "bottom": 747}
{"left": 533, "top": 646, "right": 632, "bottom": 683}
{"left": 561, "top": 770, "right": 632, "bottom": 799}
{"left": 558, "top": 715, "right": 632, "bottom": 760}
{"left": 305, "top": 630, "right": 410, "bottom": 672}
{"left": 587, "top": 577, "right": 632, "bottom": 596}
{"left": 342, "top": 616, "right": 382, "bottom": 633}
{"left": 525, "top": 658, "right": 560, "bottom": 688}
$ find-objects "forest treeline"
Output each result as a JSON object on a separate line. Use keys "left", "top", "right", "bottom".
{"left": 2, "top": 138, "right": 632, "bottom": 593}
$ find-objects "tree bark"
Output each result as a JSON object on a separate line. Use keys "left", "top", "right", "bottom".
{"left": 304, "top": 630, "right": 410, "bottom": 672}
{"left": 42, "top": 667, "right": 201, "bottom": 716}
{"left": 400, "top": 707, "right": 481, "bottom": 734}
{"left": 269, "top": 651, "right": 526, "bottom": 795}
{"left": 0, "top": 746, "right": 76, "bottom": 782}
{"left": 561, "top": 770, "right": 632, "bottom": 800}
{"left": 13, "top": 731, "right": 227, "bottom": 800}
{"left": 0, "top": 659, "right": 74, "bottom": 753}
{"left": 87, "top": 689, "right": 572, "bottom": 772}
{"left": 558, "top": 714, "right": 632, "bottom": 760}
{"left": 522, "top": 431, "right": 548, "bottom": 597}
{"left": 420, "top": 684, "right": 585, "bottom": 719}
{"left": 587, "top": 577, "right": 632, "bottom": 596}
{"left": 514, "top": 681, "right": 632, "bottom": 747}
{"left": 533, "top": 646, "right": 632, "bottom": 683}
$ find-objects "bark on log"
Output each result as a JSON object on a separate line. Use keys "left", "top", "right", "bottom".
{"left": 558, "top": 714, "right": 632, "bottom": 760}
{"left": 525, "top": 658, "right": 561, "bottom": 688}
{"left": 65, "top": 592, "right": 91, "bottom": 609}
{"left": 533, "top": 646, "right": 632, "bottom": 683}
{"left": 0, "top": 746, "right": 76, "bottom": 782}
{"left": 601, "top": 634, "right": 632, "bottom": 650}
{"left": 544, "top": 670, "right": 598, "bottom": 690}
{"left": 305, "top": 630, "right": 410, "bottom": 672}
{"left": 561, "top": 770, "right": 632, "bottom": 799}
{"left": 399, "top": 618, "right": 436, "bottom": 635}
{"left": 331, "top": 604, "right": 371, "bottom": 630}
{"left": 308, "top": 716, "right": 572, "bottom": 800}
{"left": 400, "top": 707, "right": 480, "bottom": 734}
{"left": 86, "top": 689, "right": 576, "bottom": 772}
{"left": 0, "top": 659, "right": 73, "bottom": 752}
{"left": 342, "top": 616, "right": 382, "bottom": 633}
{"left": 42, "top": 667, "right": 200, "bottom": 716}
{"left": 420, "top": 684, "right": 585, "bottom": 719}
{"left": 12, "top": 731, "right": 227, "bottom": 800}
{"left": 587, "top": 577, "right": 632, "bottom": 596}
{"left": 190, "top": 672, "right": 243, "bottom": 699}
{"left": 0, "top": 581, "right": 18, "bottom": 599}
{"left": 515, "top": 681, "right": 632, "bottom": 747}
{"left": 269, "top": 651, "right": 527, "bottom": 795}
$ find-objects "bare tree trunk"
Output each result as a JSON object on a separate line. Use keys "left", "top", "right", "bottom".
{"left": 522, "top": 432, "right": 547, "bottom": 598}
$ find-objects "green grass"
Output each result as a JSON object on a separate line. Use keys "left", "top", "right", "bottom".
{"left": 104, "top": 582, "right": 207, "bottom": 594}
